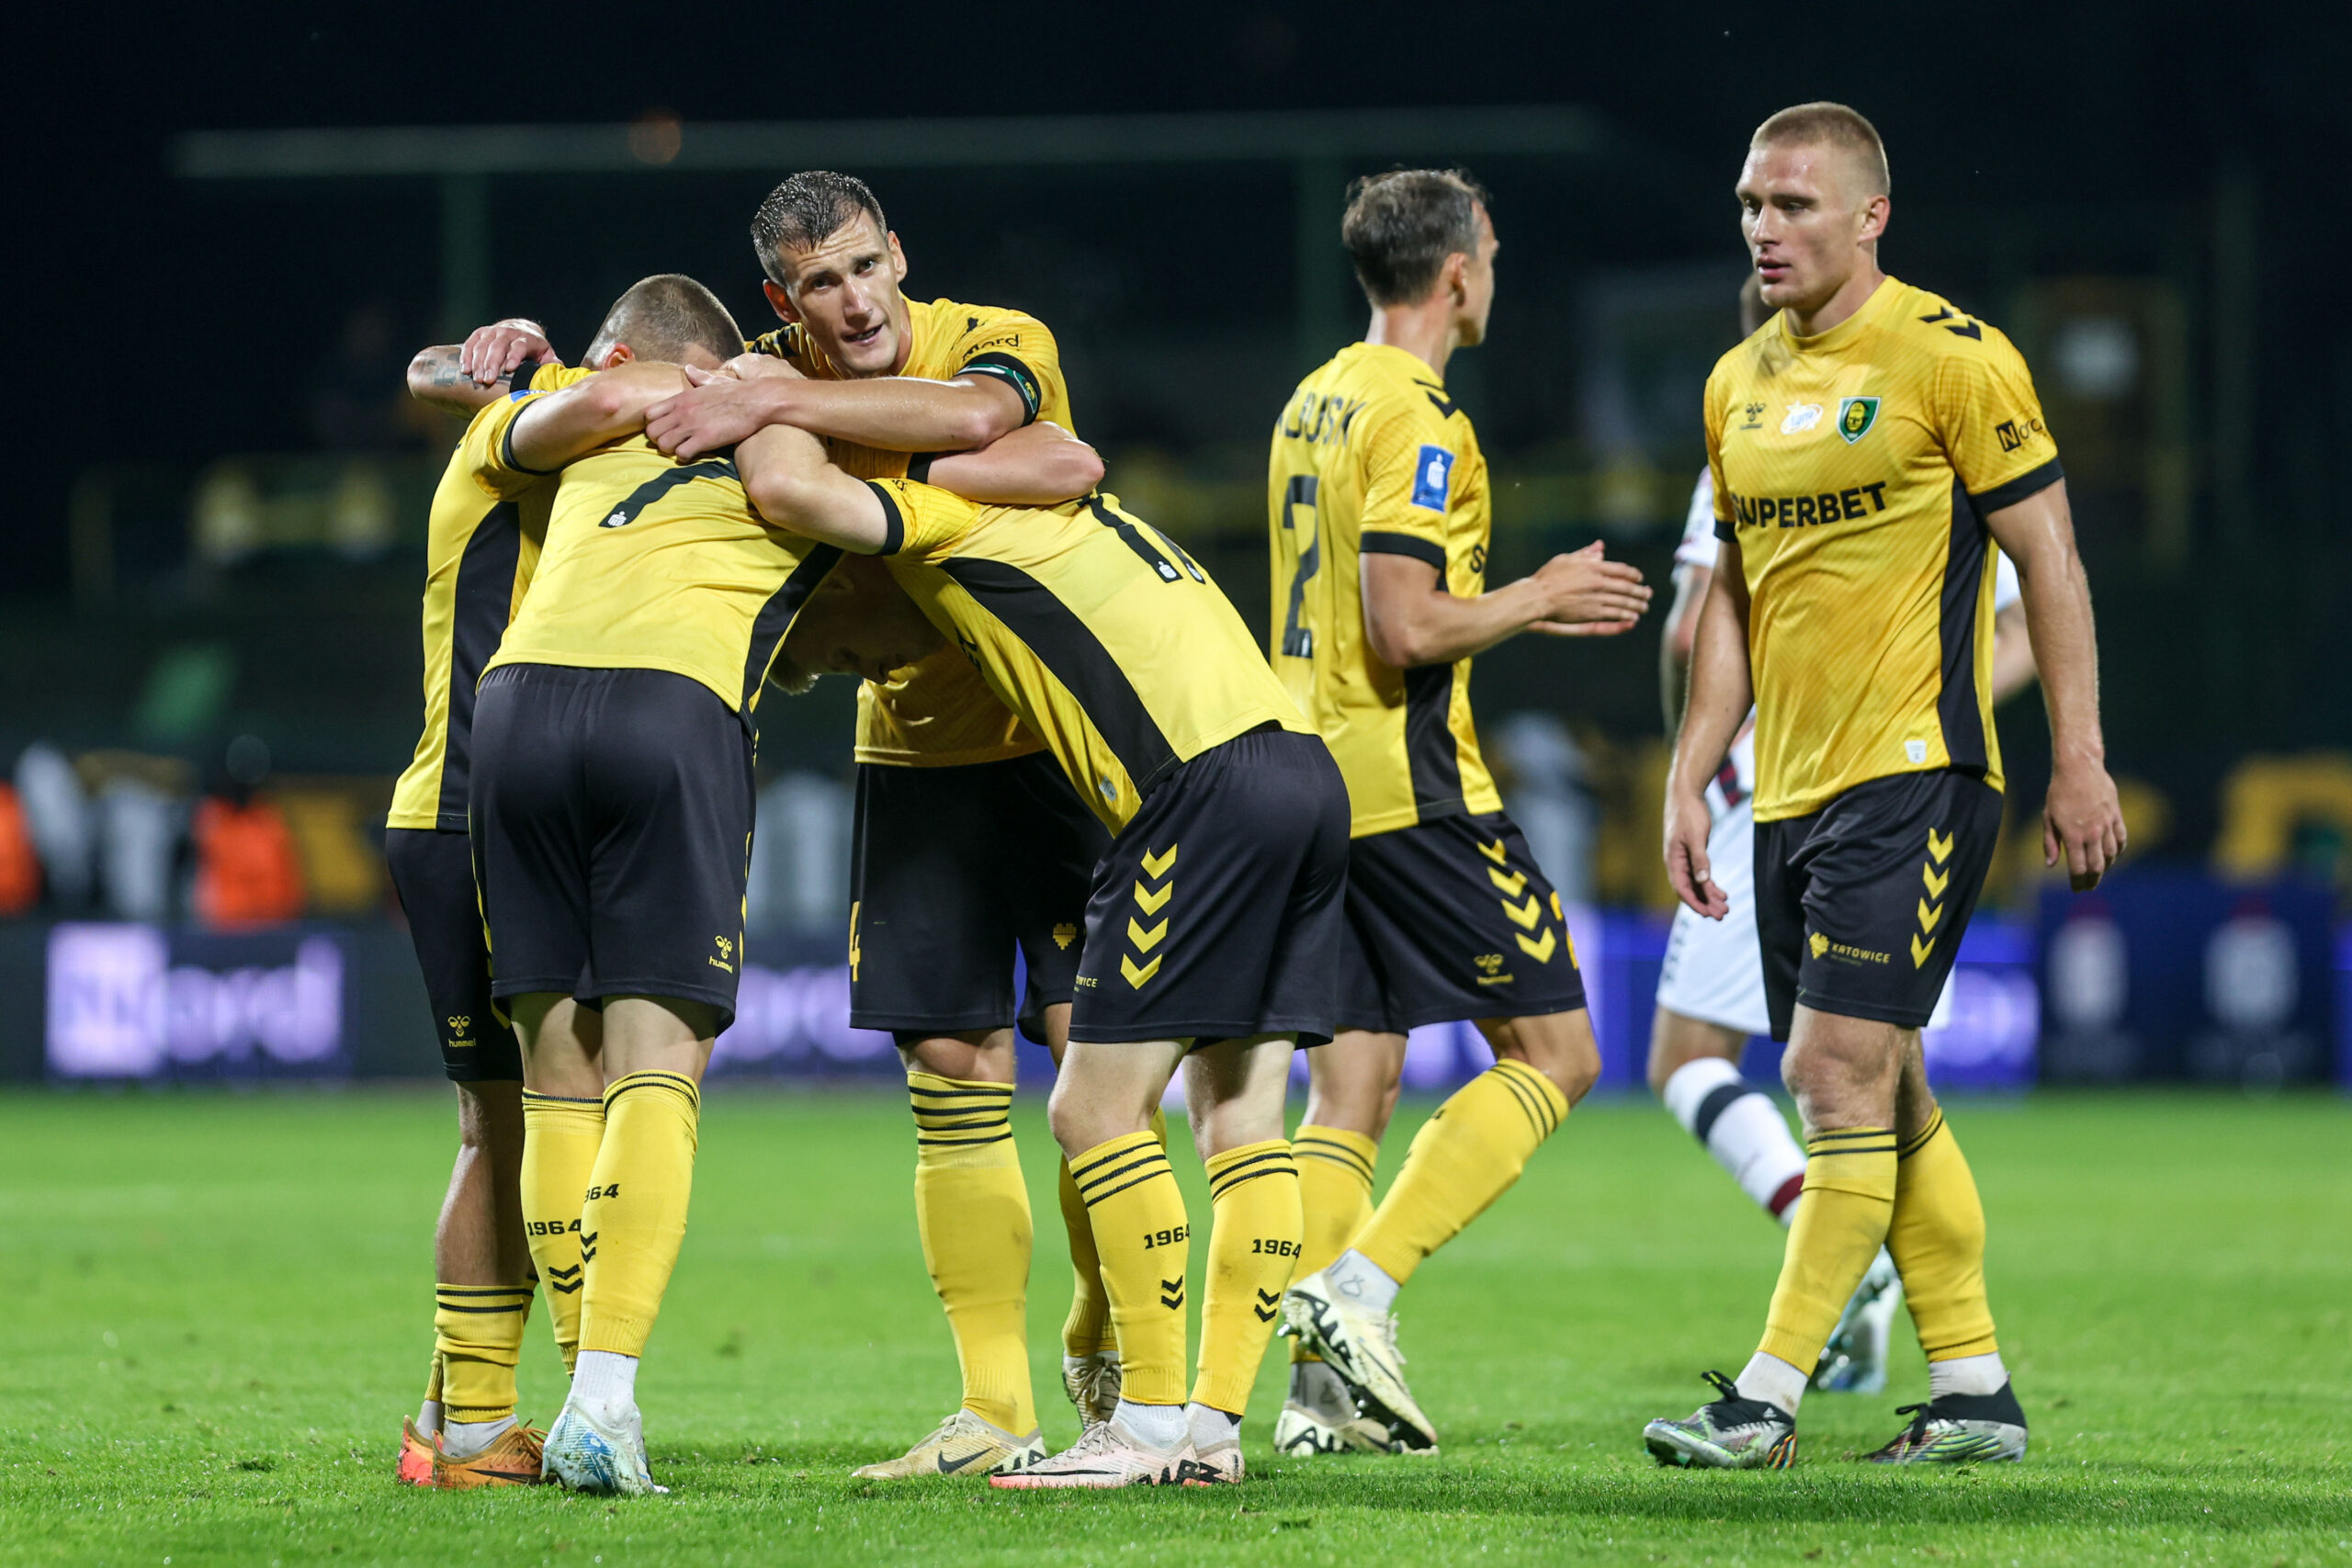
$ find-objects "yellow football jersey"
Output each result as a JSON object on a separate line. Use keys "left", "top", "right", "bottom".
{"left": 474, "top": 388, "right": 841, "bottom": 716}
{"left": 865, "top": 479, "right": 1315, "bottom": 832}
{"left": 1266, "top": 342, "right": 1503, "bottom": 837}
{"left": 752, "top": 297, "right": 1075, "bottom": 768}
{"left": 389, "top": 362, "right": 586, "bottom": 830}
{"left": 1704, "top": 276, "right": 2062, "bottom": 821}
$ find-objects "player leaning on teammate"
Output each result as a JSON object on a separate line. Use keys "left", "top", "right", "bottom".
{"left": 1264, "top": 169, "right": 1651, "bottom": 1456}
{"left": 738, "top": 378, "right": 1346, "bottom": 1488}
{"left": 434, "top": 171, "right": 1114, "bottom": 1483}
{"left": 458, "top": 275, "right": 901, "bottom": 1495}
{"left": 385, "top": 351, "right": 580, "bottom": 1489}
{"left": 1645, "top": 275, "right": 2041, "bottom": 1399}
{"left": 650, "top": 171, "right": 1128, "bottom": 1480}
{"left": 1645, "top": 103, "right": 2125, "bottom": 1472}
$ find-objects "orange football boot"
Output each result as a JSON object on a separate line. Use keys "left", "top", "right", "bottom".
{"left": 396, "top": 1419, "right": 437, "bottom": 1486}
{"left": 431, "top": 1421, "right": 548, "bottom": 1488}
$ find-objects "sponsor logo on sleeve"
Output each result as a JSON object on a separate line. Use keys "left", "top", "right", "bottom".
{"left": 1410, "top": 446, "right": 1454, "bottom": 511}
{"left": 1994, "top": 415, "right": 2048, "bottom": 453}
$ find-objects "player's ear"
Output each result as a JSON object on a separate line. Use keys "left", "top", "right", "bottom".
{"left": 763, "top": 278, "right": 802, "bottom": 325}
{"left": 1443, "top": 250, "right": 1471, "bottom": 303}
{"left": 598, "top": 342, "right": 636, "bottom": 370}
{"left": 1859, "top": 193, "right": 1891, "bottom": 246}
{"left": 886, "top": 231, "right": 909, "bottom": 287}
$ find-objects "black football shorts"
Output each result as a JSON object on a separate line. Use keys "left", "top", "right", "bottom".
{"left": 469, "top": 663, "right": 755, "bottom": 1032}
{"left": 849, "top": 750, "right": 1110, "bottom": 1039}
{"left": 1069, "top": 726, "right": 1349, "bottom": 1048}
{"left": 1339, "top": 810, "right": 1588, "bottom": 1034}
{"left": 1754, "top": 768, "right": 2004, "bottom": 1041}
{"left": 384, "top": 826, "right": 522, "bottom": 1083}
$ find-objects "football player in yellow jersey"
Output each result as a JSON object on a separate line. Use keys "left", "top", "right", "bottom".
{"left": 382, "top": 354, "right": 579, "bottom": 1491}
{"left": 650, "top": 171, "right": 1129, "bottom": 1480}
{"left": 1645, "top": 104, "right": 2126, "bottom": 1473}
{"left": 435, "top": 175, "right": 1113, "bottom": 1482}
{"left": 734, "top": 390, "right": 1349, "bottom": 1488}
{"left": 1263, "top": 169, "right": 1652, "bottom": 1455}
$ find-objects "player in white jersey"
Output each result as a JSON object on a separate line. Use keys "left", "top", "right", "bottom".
{"left": 1646, "top": 283, "right": 2039, "bottom": 1393}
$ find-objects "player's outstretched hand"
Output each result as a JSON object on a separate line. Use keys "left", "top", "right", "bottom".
{"left": 458, "top": 320, "right": 554, "bottom": 387}
{"left": 1664, "top": 786, "right": 1728, "bottom": 919}
{"left": 645, "top": 373, "right": 789, "bottom": 459}
{"left": 1529, "top": 543, "right": 1650, "bottom": 634}
{"left": 2043, "top": 757, "right": 2127, "bottom": 892}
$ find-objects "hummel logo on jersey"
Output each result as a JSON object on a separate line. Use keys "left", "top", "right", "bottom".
{"left": 1781, "top": 403, "right": 1823, "bottom": 434}
{"left": 1740, "top": 400, "right": 1766, "bottom": 429}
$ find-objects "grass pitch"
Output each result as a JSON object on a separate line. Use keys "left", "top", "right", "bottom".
{"left": 1, "top": 1086, "right": 2346, "bottom": 1566}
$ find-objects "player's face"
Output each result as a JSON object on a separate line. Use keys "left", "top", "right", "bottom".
{"left": 763, "top": 212, "right": 913, "bottom": 378}
{"left": 1454, "top": 206, "right": 1499, "bottom": 347}
{"left": 785, "top": 560, "right": 944, "bottom": 682}
{"left": 1736, "top": 143, "right": 1883, "bottom": 314}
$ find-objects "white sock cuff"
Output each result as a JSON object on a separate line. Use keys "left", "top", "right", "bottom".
{"left": 1326, "top": 1248, "right": 1401, "bottom": 1314}
{"left": 1928, "top": 1350, "right": 2008, "bottom": 1401}
{"left": 1736, "top": 1350, "right": 1809, "bottom": 1418}
{"left": 1114, "top": 1398, "right": 1190, "bottom": 1450}
{"left": 572, "top": 1348, "right": 639, "bottom": 1409}
{"left": 1662, "top": 1055, "right": 1747, "bottom": 1134}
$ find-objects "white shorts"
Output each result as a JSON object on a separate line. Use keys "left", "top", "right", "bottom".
{"left": 1657, "top": 794, "right": 1952, "bottom": 1039}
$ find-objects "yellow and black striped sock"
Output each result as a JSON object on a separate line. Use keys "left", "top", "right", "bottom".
{"left": 1887, "top": 1110, "right": 1999, "bottom": 1363}
{"left": 1353, "top": 1060, "right": 1566, "bottom": 1287}
{"left": 577, "top": 1071, "right": 700, "bottom": 1359}
{"left": 520, "top": 1089, "right": 604, "bottom": 1374}
{"left": 1069, "top": 1129, "right": 1189, "bottom": 1406}
{"left": 1288, "top": 1124, "right": 1376, "bottom": 1362}
{"left": 1192, "top": 1140, "right": 1302, "bottom": 1414}
{"left": 434, "top": 1282, "right": 535, "bottom": 1423}
{"left": 1758, "top": 1126, "right": 1899, "bottom": 1371}
{"left": 1061, "top": 1107, "right": 1168, "bottom": 1359}
{"left": 908, "top": 1071, "right": 1035, "bottom": 1435}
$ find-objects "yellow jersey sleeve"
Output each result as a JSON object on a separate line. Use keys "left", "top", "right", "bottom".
{"left": 1354, "top": 393, "right": 1460, "bottom": 569}
{"left": 865, "top": 476, "right": 978, "bottom": 559}
{"left": 1703, "top": 367, "right": 1736, "bottom": 538}
{"left": 1932, "top": 329, "right": 2063, "bottom": 509}
{"left": 464, "top": 365, "right": 596, "bottom": 500}
{"left": 940, "top": 309, "right": 1057, "bottom": 427}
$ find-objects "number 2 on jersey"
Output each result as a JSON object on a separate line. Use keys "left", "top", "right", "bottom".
{"left": 1278, "top": 474, "right": 1318, "bottom": 658}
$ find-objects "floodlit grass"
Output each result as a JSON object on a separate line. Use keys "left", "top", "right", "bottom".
{"left": 2, "top": 1086, "right": 2346, "bottom": 1565}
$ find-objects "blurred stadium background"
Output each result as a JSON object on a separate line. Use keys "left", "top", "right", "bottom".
{"left": 6, "top": 6, "right": 2348, "bottom": 1099}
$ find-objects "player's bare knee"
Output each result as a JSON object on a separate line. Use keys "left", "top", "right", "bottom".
{"left": 1489, "top": 1010, "right": 1601, "bottom": 1106}
{"left": 455, "top": 1079, "right": 524, "bottom": 1153}
{"left": 897, "top": 1029, "right": 1016, "bottom": 1086}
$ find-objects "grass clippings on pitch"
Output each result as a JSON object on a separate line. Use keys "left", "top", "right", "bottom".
{"left": 2, "top": 1087, "right": 2346, "bottom": 1566}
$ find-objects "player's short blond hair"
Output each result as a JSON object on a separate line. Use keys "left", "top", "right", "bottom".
{"left": 1751, "top": 102, "right": 1890, "bottom": 198}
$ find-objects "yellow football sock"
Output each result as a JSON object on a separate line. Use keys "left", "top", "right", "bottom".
{"left": 1192, "top": 1140, "right": 1302, "bottom": 1414}
{"left": 1061, "top": 1107, "right": 1167, "bottom": 1359}
{"left": 908, "top": 1072, "right": 1035, "bottom": 1434}
{"left": 423, "top": 1348, "right": 444, "bottom": 1410}
{"left": 1887, "top": 1110, "right": 1999, "bottom": 1362}
{"left": 1353, "top": 1060, "right": 1566, "bottom": 1286}
{"left": 1069, "top": 1129, "right": 1189, "bottom": 1406}
{"left": 1758, "top": 1126, "right": 1899, "bottom": 1371}
{"left": 577, "top": 1071, "right": 700, "bottom": 1359}
{"left": 434, "top": 1282, "right": 535, "bottom": 1423}
{"left": 1289, "top": 1123, "right": 1376, "bottom": 1362}
{"left": 520, "top": 1089, "right": 604, "bottom": 1374}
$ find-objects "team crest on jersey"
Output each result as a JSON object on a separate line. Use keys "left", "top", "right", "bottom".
{"left": 1838, "top": 396, "right": 1882, "bottom": 444}
{"left": 1410, "top": 445, "right": 1454, "bottom": 510}
{"left": 1780, "top": 403, "right": 1823, "bottom": 434}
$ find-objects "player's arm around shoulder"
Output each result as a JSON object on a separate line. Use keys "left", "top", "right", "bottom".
{"left": 734, "top": 376, "right": 921, "bottom": 558}
{"left": 498, "top": 361, "right": 689, "bottom": 475}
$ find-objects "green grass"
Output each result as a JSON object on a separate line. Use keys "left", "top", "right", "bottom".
{"left": 2, "top": 1087, "right": 2346, "bottom": 1566}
